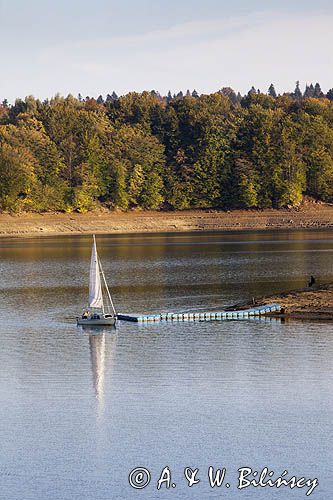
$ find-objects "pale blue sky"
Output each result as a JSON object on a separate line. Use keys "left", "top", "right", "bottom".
{"left": 1, "top": 0, "right": 333, "bottom": 101}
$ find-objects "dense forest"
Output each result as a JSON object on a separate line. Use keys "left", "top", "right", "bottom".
{"left": 0, "top": 81, "right": 333, "bottom": 213}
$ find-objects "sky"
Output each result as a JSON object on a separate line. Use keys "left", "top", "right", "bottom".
{"left": 0, "top": 0, "right": 333, "bottom": 101}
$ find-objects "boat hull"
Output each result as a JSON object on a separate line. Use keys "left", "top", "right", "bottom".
{"left": 77, "top": 317, "right": 116, "bottom": 326}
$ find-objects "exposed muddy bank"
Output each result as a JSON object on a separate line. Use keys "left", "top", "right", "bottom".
{"left": 0, "top": 204, "right": 332, "bottom": 238}
{"left": 229, "top": 282, "right": 333, "bottom": 321}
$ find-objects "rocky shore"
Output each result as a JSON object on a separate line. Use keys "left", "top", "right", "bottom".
{"left": 0, "top": 202, "right": 332, "bottom": 238}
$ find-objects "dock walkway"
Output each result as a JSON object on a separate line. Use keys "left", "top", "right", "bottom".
{"left": 117, "top": 303, "right": 281, "bottom": 323}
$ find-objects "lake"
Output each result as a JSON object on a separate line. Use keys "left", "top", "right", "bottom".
{"left": 0, "top": 229, "right": 332, "bottom": 499}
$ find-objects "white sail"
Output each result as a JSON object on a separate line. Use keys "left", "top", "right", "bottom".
{"left": 89, "top": 235, "right": 103, "bottom": 309}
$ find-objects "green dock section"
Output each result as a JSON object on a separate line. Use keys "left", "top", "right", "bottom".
{"left": 117, "top": 303, "right": 281, "bottom": 323}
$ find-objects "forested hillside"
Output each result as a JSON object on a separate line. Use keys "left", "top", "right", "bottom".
{"left": 0, "top": 83, "right": 333, "bottom": 212}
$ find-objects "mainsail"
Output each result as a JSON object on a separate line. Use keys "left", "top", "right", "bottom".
{"left": 89, "top": 235, "right": 103, "bottom": 309}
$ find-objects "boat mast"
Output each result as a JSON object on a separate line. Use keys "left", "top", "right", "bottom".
{"left": 101, "top": 285, "right": 105, "bottom": 316}
{"left": 98, "top": 257, "right": 117, "bottom": 316}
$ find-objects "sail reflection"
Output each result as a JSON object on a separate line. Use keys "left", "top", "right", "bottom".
{"left": 89, "top": 328, "right": 117, "bottom": 416}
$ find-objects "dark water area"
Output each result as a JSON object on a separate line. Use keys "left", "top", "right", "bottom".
{"left": 0, "top": 230, "right": 332, "bottom": 499}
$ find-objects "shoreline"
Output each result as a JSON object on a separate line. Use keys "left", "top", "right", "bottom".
{"left": 0, "top": 204, "right": 332, "bottom": 238}
{"left": 229, "top": 282, "right": 333, "bottom": 321}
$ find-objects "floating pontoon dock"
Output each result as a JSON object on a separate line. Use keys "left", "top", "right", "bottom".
{"left": 117, "top": 303, "right": 281, "bottom": 323}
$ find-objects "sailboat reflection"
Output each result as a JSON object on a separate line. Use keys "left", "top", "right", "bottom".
{"left": 89, "top": 327, "right": 117, "bottom": 415}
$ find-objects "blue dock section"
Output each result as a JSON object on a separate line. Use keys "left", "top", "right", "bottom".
{"left": 117, "top": 303, "right": 281, "bottom": 323}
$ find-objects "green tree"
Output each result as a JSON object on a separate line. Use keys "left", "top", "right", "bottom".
{"left": 105, "top": 125, "right": 165, "bottom": 209}
{"left": 271, "top": 113, "right": 306, "bottom": 207}
{"left": 326, "top": 89, "right": 333, "bottom": 101}
{"left": 293, "top": 81, "right": 302, "bottom": 100}
{"left": 0, "top": 142, "right": 37, "bottom": 210}
{"left": 268, "top": 84, "right": 277, "bottom": 98}
{"left": 314, "top": 83, "right": 323, "bottom": 98}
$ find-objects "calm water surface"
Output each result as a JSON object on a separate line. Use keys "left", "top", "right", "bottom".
{"left": 0, "top": 230, "right": 332, "bottom": 499}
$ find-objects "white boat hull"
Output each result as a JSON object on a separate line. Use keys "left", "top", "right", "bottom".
{"left": 77, "top": 316, "right": 116, "bottom": 326}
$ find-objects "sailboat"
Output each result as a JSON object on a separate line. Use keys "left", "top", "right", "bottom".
{"left": 77, "top": 235, "right": 117, "bottom": 326}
